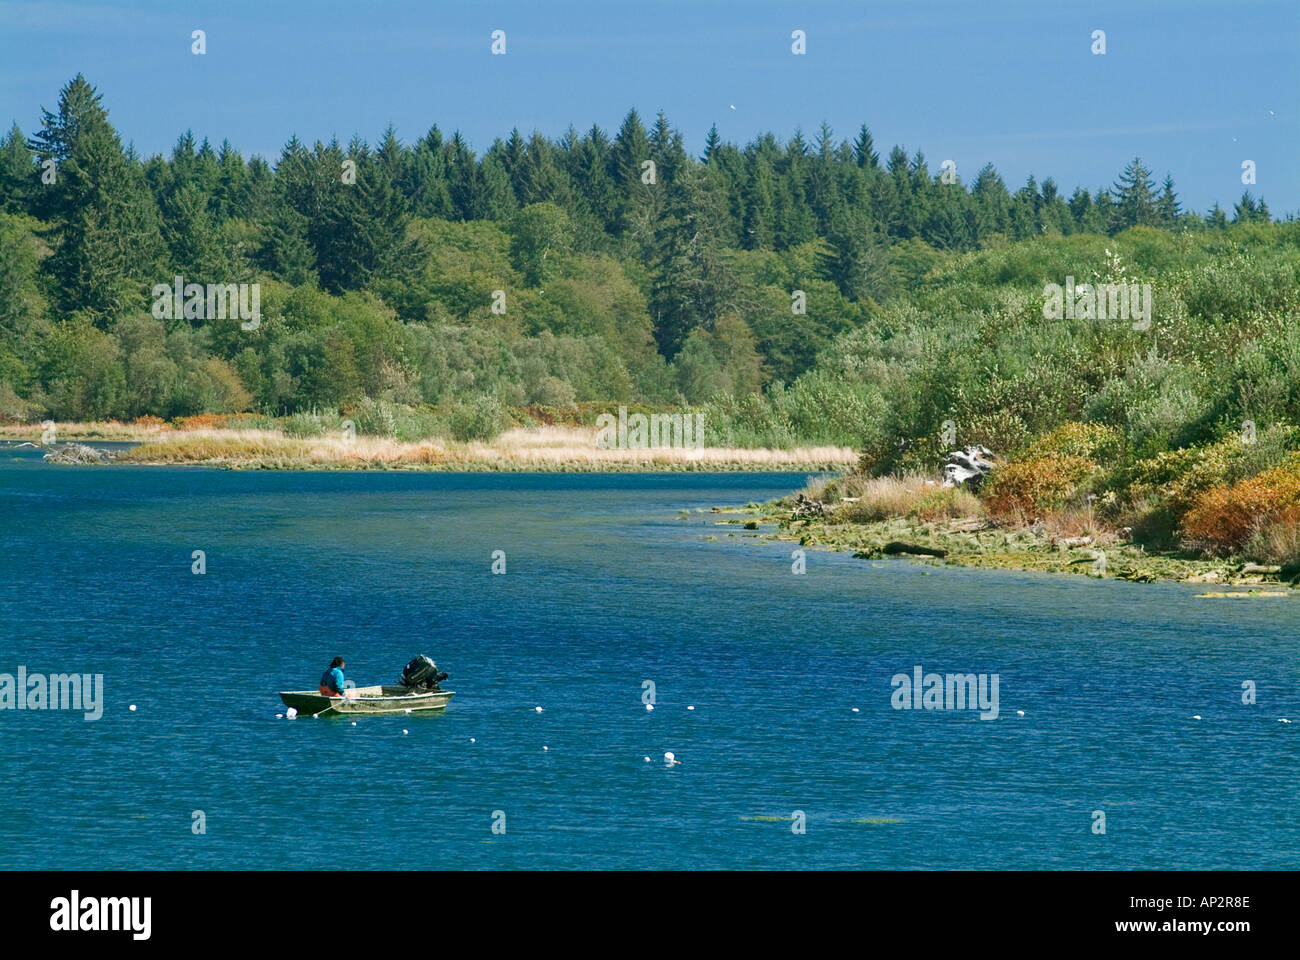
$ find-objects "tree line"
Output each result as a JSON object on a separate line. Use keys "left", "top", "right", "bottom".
{"left": 0, "top": 74, "right": 1279, "bottom": 423}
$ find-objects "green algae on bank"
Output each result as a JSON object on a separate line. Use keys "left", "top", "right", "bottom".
{"left": 714, "top": 501, "right": 1300, "bottom": 589}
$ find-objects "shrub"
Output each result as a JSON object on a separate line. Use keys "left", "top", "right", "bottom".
{"left": 449, "top": 395, "right": 508, "bottom": 442}
{"left": 958, "top": 410, "right": 1033, "bottom": 459}
{"left": 222, "top": 412, "right": 278, "bottom": 431}
{"left": 1026, "top": 421, "right": 1125, "bottom": 462}
{"left": 534, "top": 376, "right": 577, "bottom": 408}
{"left": 170, "top": 413, "right": 224, "bottom": 431}
{"left": 702, "top": 391, "right": 797, "bottom": 449}
{"left": 352, "top": 397, "right": 398, "bottom": 437}
{"left": 1122, "top": 427, "right": 1300, "bottom": 518}
{"left": 982, "top": 454, "right": 1098, "bottom": 519}
{"left": 283, "top": 411, "right": 327, "bottom": 437}
{"left": 393, "top": 407, "right": 446, "bottom": 443}
{"left": 0, "top": 383, "right": 39, "bottom": 423}
{"left": 1118, "top": 493, "right": 1180, "bottom": 550}
{"left": 1182, "top": 465, "right": 1300, "bottom": 555}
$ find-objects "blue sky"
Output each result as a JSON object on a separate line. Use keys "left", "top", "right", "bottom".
{"left": 1, "top": 0, "right": 1295, "bottom": 214}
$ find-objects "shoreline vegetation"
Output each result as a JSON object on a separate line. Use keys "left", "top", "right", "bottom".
{"left": 1, "top": 417, "right": 854, "bottom": 471}
{"left": 714, "top": 502, "right": 1297, "bottom": 590}
{"left": 704, "top": 454, "right": 1300, "bottom": 590}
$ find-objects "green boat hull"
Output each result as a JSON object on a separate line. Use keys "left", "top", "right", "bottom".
{"left": 279, "top": 685, "right": 454, "bottom": 717}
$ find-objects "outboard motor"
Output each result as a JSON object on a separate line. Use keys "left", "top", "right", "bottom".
{"left": 400, "top": 655, "right": 449, "bottom": 692}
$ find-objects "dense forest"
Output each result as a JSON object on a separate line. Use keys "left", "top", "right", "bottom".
{"left": 1, "top": 73, "right": 1285, "bottom": 443}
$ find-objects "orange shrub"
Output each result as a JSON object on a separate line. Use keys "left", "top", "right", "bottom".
{"left": 1182, "top": 465, "right": 1300, "bottom": 555}
{"left": 982, "top": 454, "right": 1098, "bottom": 519}
{"left": 171, "top": 413, "right": 225, "bottom": 431}
{"left": 133, "top": 415, "right": 167, "bottom": 430}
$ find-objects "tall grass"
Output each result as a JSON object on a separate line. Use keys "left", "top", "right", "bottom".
{"left": 810, "top": 472, "right": 984, "bottom": 524}
{"left": 113, "top": 425, "right": 856, "bottom": 471}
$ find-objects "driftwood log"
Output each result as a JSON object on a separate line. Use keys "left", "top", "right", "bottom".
{"left": 43, "top": 443, "right": 117, "bottom": 464}
{"left": 792, "top": 493, "right": 826, "bottom": 519}
{"left": 942, "top": 445, "right": 996, "bottom": 489}
{"left": 882, "top": 541, "right": 947, "bottom": 558}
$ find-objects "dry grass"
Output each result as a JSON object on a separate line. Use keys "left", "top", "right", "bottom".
{"left": 1243, "top": 506, "right": 1300, "bottom": 564}
{"left": 90, "top": 423, "right": 857, "bottom": 471}
{"left": 1, "top": 420, "right": 164, "bottom": 441}
{"left": 825, "top": 472, "right": 984, "bottom": 523}
{"left": 1035, "top": 505, "right": 1123, "bottom": 546}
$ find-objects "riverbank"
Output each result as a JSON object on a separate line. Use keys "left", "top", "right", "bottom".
{"left": 2, "top": 422, "right": 854, "bottom": 472}
{"left": 710, "top": 497, "right": 1300, "bottom": 591}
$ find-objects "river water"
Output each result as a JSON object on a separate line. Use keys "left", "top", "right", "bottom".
{"left": 1, "top": 446, "right": 1297, "bottom": 868}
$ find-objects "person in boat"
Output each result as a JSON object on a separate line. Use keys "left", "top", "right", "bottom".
{"left": 319, "top": 657, "right": 346, "bottom": 697}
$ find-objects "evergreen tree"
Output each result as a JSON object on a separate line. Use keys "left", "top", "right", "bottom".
{"left": 29, "top": 74, "right": 163, "bottom": 322}
{"left": 401, "top": 126, "right": 451, "bottom": 220}
{"left": 970, "top": 163, "right": 1010, "bottom": 240}
{"left": 566, "top": 124, "right": 619, "bottom": 243}
{"left": 740, "top": 153, "right": 777, "bottom": 250}
{"left": 162, "top": 182, "right": 227, "bottom": 282}
{"left": 769, "top": 133, "right": 816, "bottom": 248}
{"left": 500, "top": 127, "right": 527, "bottom": 202}
{"left": 0, "top": 124, "right": 36, "bottom": 215}
{"left": 213, "top": 140, "right": 249, "bottom": 222}
{"left": 1233, "top": 191, "right": 1259, "bottom": 223}
{"left": 924, "top": 193, "right": 973, "bottom": 250}
{"left": 824, "top": 204, "right": 894, "bottom": 301}
{"left": 1010, "top": 175, "right": 1042, "bottom": 238}
{"left": 260, "top": 135, "right": 318, "bottom": 284}
{"left": 806, "top": 126, "right": 842, "bottom": 235}
{"left": 1093, "top": 189, "right": 1116, "bottom": 234}
{"left": 648, "top": 110, "right": 687, "bottom": 185}
{"left": 649, "top": 164, "right": 736, "bottom": 356}
{"left": 1155, "top": 174, "right": 1181, "bottom": 229}
{"left": 1113, "top": 157, "right": 1156, "bottom": 230}
{"left": 517, "top": 132, "right": 572, "bottom": 209}
{"left": 1038, "top": 178, "right": 1072, "bottom": 235}
{"left": 852, "top": 124, "right": 880, "bottom": 169}
{"left": 702, "top": 123, "right": 722, "bottom": 164}
{"left": 446, "top": 131, "right": 487, "bottom": 220}
{"left": 610, "top": 109, "right": 652, "bottom": 236}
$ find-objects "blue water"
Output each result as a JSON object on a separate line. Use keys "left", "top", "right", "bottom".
{"left": 2, "top": 446, "right": 1298, "bottom": 869}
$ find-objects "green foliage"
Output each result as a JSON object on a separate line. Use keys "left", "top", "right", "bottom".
{"left": 449, "top": 394, "right": 509, "bottom": 442}
{"left": 509, "top": 202, "right": 573, "bottom": 285}
{"left": 1025, "top": 421, "right": 1125, "bottom": 461}
{"left": 352, "top": 396, "right": 398, "bottom": 437}
{"left": 3, "top": 72, "right": 1293, "bottom": 469}
{"left": 282, "top": 410, "right": 329, "bottom": 437}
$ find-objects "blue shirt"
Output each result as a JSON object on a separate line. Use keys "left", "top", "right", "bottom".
{"left": 321, "top": 667, "right": 345, "bottom": 694}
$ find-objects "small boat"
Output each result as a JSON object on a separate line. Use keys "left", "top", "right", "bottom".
{"left": 280, "top": 685, "right": 454, "bottom": 717}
